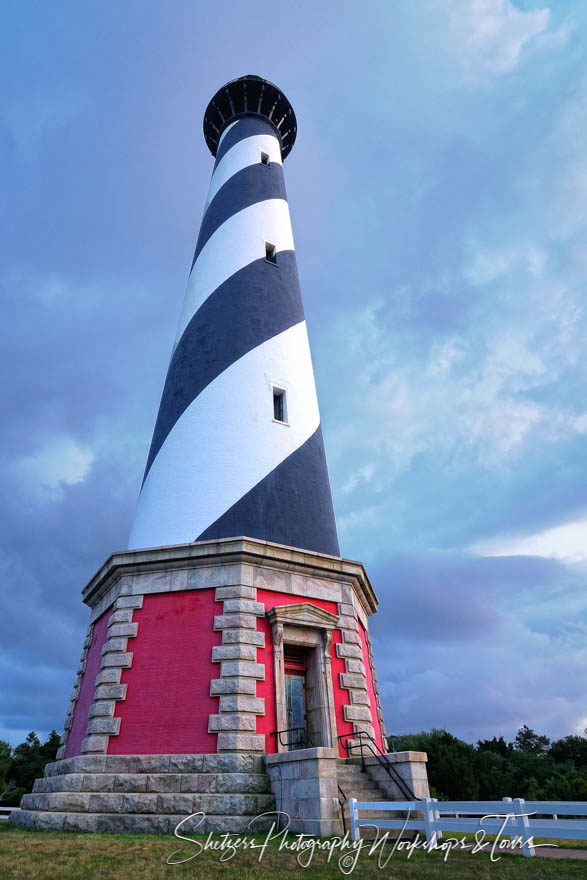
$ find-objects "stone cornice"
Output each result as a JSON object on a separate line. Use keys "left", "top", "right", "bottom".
{"left": 82, "top": 537, "right": 378, "bottom": 614}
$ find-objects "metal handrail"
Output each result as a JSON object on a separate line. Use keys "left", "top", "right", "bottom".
{"left": 269, "top": 726, "right": 316, "bottom": 749}
{"left": 337, "top": 784, "right": 348, "bottom": 835}
{"left": 337, "top": 731, "right": 415, "bottom": 800}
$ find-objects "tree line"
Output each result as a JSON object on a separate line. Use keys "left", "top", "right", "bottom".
{"left": 1, "top": 725, "right": 586, "bottom": 807}
{"left": 389, "top": 726, "right": 587, "bottom": 801}
{"left": 0, "top": 731, "right": 60, "bottom": 806}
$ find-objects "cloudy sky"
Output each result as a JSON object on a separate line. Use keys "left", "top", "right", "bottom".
{"left": 1, "top": 0, "right": 586, "bottom": 748}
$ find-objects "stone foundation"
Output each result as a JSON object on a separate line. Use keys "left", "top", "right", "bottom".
{"left": 10, "top": 753, "right": 275, "bottom": 834}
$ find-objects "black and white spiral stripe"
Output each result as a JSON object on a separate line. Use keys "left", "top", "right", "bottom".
{"left": 128, "top": 118, "right": 340, "bottom": 556}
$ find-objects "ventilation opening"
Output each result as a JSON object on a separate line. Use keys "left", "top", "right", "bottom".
{"left": 265, "top": 242, "right": 277, "bottom": 264}
{"left": 273, "top": 388, "right": 287, "bottom": 423}
{"left": 261, "top": 151, "right": 270, "bottom": 166}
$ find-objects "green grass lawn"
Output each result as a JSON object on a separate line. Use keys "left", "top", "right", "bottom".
{"left": 1, "top": 824, "right": 586, "bottom": 880}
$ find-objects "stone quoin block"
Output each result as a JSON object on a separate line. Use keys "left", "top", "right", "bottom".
{"left": 219, "top": 661, "right": 265, "bottom": 679}
{"left": 335, "top": 642, "right": 363, "bottom": 659}
{"left": 339, "top": 672, "right": 368, "bottom": 690}
{"left": 94, "top": 684, "right": 127, "bottom": 701}
{"left": 114, "top": 595, "right": 144, "bottom": 610}
{"left": 213, "top": 613, "right": 257, "bottom": 631}
{"left": 344, "top": 658, "right": 366, "bottom": 675}
{"left": 216, "top": 733, "right": 265, "bottom": 752}
{"left": 222, "top": 629, "right": 265, "bottom": 646}
{"left": 95, "top": 669, "right": 122, "bottom": 686}
{"left": 218, "top": 695, "right": 265, "bottom": 714}
{"left": 343, "top": 704, "right": 373, "bottom": 723}
{"left": 211, "top": 644, "right": 257, "bottom": 662}
{"left": 86, "top": 717, "right": 121, "bottom": 736}
{"left": 209, "top": 677, "right": 257, "bottom": 696}
{"left": 101, "top": 651, "right": 133, "bottom": 669}
{"left": 208, "top": 714, "right": 257, "bottom": 732}
{"left": 337, "top": 603, "right": 357, "bottom": 618}
{"left": 215, "top": 585, "right": 257, "bottom": 601}
{"left": 108, "top": 609, "right": 135, "bottom": 625}
{"left": 342, "top": 629, "right": 362, "bottom": 645}
{"left": 221, "top": 599, "right": 265, "bottom": 616}
{"left": 81, "top": 735, "right": 110, "bottom": 754}
{"left": 87, "top": 701, "right": 116, "bottom": 718}
{"left": 107, "top": 622, "right": 139, "bottom": 639}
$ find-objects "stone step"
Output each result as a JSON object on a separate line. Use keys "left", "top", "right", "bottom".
{"left": 20, "top": 791, "right": 275, "bottom": 816}
{"left": 10, "top": 810, "right": 277, "bottom": 835}
{"left": 337, "top": 771, "right": 382, "bottom": 784}
{"left": 43, "top": 754, "right": 266, "bottom": 777}
{"left": 337, "top": 766, "right": 373, "bottom": 775}
{"left": 337, "top": 770, "right": 374, "bottom": 779}
{"left": 336, "top": 761, "right": 390, "bottom": 810}
{"left": 337, "top": 779, "right": 382, "bottom": 789}
{"left": 337, "top": 778, "right": 380, "bottom": 789}
{"left": 337, "top": 767, "right": 375, "bottom": 775}
{"left": 33, "top": 771, "right": 271, "bottom": 795}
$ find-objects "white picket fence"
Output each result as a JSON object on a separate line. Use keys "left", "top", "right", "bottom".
{"left": 348, "top": 796, "right": 587, "bottom": 857}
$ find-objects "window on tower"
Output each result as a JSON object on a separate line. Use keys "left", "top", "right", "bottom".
{"left": 265, "top": 242, "right": 277, "bottom": 264}
{"left": 261, "top": 151, "right": 270, "bottom": 166}
{"left": 273, "top": 388, "right": 287, "bottom": 423}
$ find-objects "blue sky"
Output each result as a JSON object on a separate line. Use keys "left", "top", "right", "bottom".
{"left": 1, "top": 0, "right": 586, "bottom": 747}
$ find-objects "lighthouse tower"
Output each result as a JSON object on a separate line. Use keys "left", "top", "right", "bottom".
{"left": 128, "top": 75, "right": 339, "bottom": 557}
{"left": 13, "top": 76, "right": 428, "bottom": 836}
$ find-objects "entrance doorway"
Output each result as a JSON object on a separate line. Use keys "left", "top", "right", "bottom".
{"left": 267, "top": 602, "right": 339, "bottom": 753}
{"left": 284, "top": 646, "right": 308, "bottom": 750}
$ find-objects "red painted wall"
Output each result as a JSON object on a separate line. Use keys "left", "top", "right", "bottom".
{"left": 358, "top": 620, "right": 384, "bottom": 751}
{"left": 65, "top": 611, "right": 110, "bottom": 758}
{"left": 255, "top": 589, "right": 353, "bottom": 756}
{"left": 110, "top": 589, "right": 222, "bottom": 754}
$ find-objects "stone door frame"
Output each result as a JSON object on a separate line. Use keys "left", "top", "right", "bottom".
{"left": 266, "top": 603, "right": 339, "bottom": 752}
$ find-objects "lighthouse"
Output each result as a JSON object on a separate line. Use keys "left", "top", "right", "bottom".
{"left": 128, "top": 75, "right": 339, "bottom": 557}
{"left": 13, "top": 76, "right": 429, "bottom": 835}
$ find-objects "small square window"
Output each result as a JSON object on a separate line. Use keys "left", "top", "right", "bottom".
{"left": 261, "top": 151, "right": 270, "bottom": 166}
{"left": 273, "top": 388, "right": 287, "bottom": 423}
{"left": 265, "top": 242, "right": 277, "bottom": 264}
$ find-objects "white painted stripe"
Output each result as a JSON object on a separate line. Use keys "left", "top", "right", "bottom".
{"left": 128, "top": 321, "right": 319, "bottom": 550}
{"left": 206, "top": 133, "right": 282, "bottom": 207}
{"left": 175, "top": 198, "right": 295, "bottom": 345}
{"left": 217, "top": 119, "right": 238, "bottom": 148}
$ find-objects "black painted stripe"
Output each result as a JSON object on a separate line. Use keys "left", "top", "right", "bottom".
{"left": 214, "top": 117, "right": 278, "bottom": 166}
{"left": 196, "top": 426, "right": 341, "bottom": 557}
{"left": 143, "top": 250, "right": 304, "bottom": 483}
{"left": 192, "top": 161, "right": 287, "bottom": 269}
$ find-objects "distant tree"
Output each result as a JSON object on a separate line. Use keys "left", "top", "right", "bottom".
{"left": 10, "top": 730, "right": 60, "bottom": 794}
{"left": 0, "top": 740, "right": 12, "bottom": 783}
{"left": 0, "top": 781, "right": 19, "bottom": 805}
{"left": 40, "top": 730, "right": 60, "bottom": 763}
{"left": 392, "top": 729, "right": 479, "bottom": 800}
{"left": 474, "top": 748, "right": 511, "bottom": 799}
{"left": 391, "top": 726, "right": 586, "bottom": 802}
{"left": 543, "top": 768, "right": 587, "bottom": 801}
{"left": 523, "top": 775, "right": 546, "bottom": 800}
{"left": 549, "top": 735, "right": 587, "bottom": 768}
{"left": 514, "top": 725, "right": 550, "bottom": 755}
{"left": 477, "top": 736, "right": 512, "bottom": 758}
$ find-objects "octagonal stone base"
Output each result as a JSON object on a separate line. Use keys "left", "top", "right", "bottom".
{"left": 9, "top": 753, "right": 276, "bottom": 834}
